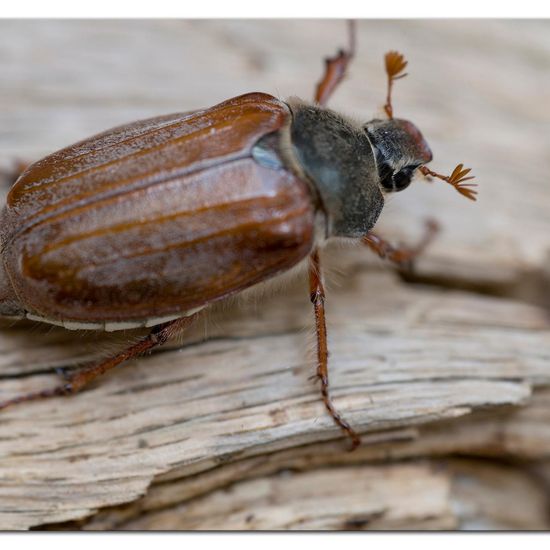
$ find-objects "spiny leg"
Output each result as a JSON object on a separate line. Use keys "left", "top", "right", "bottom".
{"left": 0, "top": 313, "right": 199, "bottom": 411}
{"left": 314, "top": 20, "right": 356, "bottom": 106}
{"left": 363, "top": 219, "right": 440, "bottom": 269}
{"left": 309, "top": 248, "right": 361, "bottom": 450}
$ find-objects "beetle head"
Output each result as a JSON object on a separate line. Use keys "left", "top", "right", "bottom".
{"left": 364, "top": 118, "right": 432, "bottom": 194}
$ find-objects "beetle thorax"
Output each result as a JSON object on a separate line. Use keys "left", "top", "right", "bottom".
{"left": 287, "top": 102, "right": 384, "bottom": 239}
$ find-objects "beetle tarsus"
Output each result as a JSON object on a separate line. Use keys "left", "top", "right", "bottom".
{"left": 319, "top": 378, "right": 361, "bottom": 452}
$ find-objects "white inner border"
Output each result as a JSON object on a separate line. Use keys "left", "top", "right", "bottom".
{"left": 1, "top": 1, "right": 549, "bottom": 18}
{"left": 2, "top": 6, "right": 548, "bottom": 546}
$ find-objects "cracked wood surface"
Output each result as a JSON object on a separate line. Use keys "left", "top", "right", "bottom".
{"left": 0, "top": 20, "right": 550, "bottom": 530}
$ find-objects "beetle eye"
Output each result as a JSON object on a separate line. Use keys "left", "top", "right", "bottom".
{"left": 377, "top": 160, "right": 395, "bottom": 192}
{"left": 392, "top": 170, "right": 413, "bottom": 191}
{"left": 389, "top": 164, "right": 421, "bottom": 192}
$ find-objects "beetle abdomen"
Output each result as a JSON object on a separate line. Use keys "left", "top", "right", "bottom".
{"left": 1, "top": 93, "right": 316, "bottom": 323}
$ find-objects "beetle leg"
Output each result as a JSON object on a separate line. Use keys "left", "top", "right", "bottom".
{"left": 309, "top": 248, "right": 361, "bottom": 450}
{"left": 362, "top": 219, "right": 440, "bottom": 269}
{"left": 314, "top": 20, "right": 356, "bottom": 106}
{"left": 0, "top": 313, "right": 199, "bottom": 411}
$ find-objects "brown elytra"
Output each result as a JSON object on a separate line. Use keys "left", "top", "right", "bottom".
{"left": 0, "top": 93, "right": 315, "bottom": 323}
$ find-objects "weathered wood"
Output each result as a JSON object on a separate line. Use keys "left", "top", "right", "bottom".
{"left": 1, "top": 20, "right": 550, "bottom": 531}
{"left": 76, "top": 389, "right": 550, "bottom": 530}
{"left": 78, "top": 459, "right": 550, "bottom": 531}
{"left": 105, "top": 462, "right": 457, "bottom": 531}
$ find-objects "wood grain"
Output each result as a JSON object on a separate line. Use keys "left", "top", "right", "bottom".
{"left": 81, "top": 459, "right": 550, "bottom": 531}
{"left": 1, "top": 19, "right": 550, "bottom": 530}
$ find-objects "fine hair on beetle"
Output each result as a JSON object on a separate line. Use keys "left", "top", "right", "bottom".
{"left": 0, "top": 21, "right": 476, "bottom": 450}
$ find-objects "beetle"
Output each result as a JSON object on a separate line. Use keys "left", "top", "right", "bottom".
{"left": 0, "top": 22, "right": 475, "bottom": 449}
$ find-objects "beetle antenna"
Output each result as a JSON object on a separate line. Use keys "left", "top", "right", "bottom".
{"left": 419, "top": 164, "right": 478, "bottom": 201}
{"left": 383, "top": 51, "right": 408, "bottom": 119}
